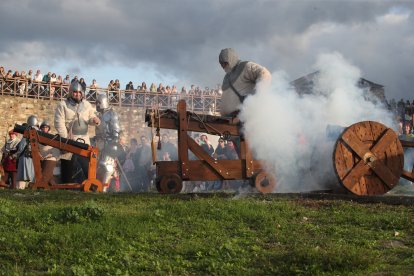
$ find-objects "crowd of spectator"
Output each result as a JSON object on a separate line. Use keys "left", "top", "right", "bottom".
{"left": 115, "top": 131, "right": 245, "bottom": 192}
{"left": 388, "top": 98, "right": 414, "bottom": 135}
{"left": 0, "top": 66, "right": 222, "bottom": 112}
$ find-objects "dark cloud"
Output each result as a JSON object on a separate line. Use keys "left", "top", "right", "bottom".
{"left": 0, "top": 0, "right": 413, "bottom": 99}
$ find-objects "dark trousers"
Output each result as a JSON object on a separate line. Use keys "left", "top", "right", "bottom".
{"left": 41, "top": 160, "right": 57, "bottom": 186}
{"left": 4, "top": 171, "right": 17, "bottom": 189}
{"left": 61, "top": 156, "right": 89, "bottom": 184}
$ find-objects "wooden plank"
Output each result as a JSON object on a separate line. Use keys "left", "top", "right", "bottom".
{"left": 36, "top": 135, "right": 92, "bottom": 157}
{"left": 152, "top": 115, "right": 241, "bottom": 136}
{"left": 334, "top": 142, "right": 351, "bottom": 179}
{"left": 49, "top": 184, "right": 82, "bottom": 190}
{"left": 371, "top": 129, "right": 397, "bottom": 154}
{"left": 187, "top": 136, "right": 232, "bottom": 179}
{"left": 157, "top": 160, "right": 265, "bottom": 181}
{"left": 28, "top": 129, "right": 49, "bottom": 190}
{"left": 341, "top": 159, "right": 370, "bottom": 195}
{"left": 399, "top": 140, "right": 414, "bottom": 148}
{"left": 341, "top": 130, "right": 370, "bottom": 160}
{"left": 177, "top": 100, "right": 189, "bottom": 179}
{"left": 243, "top": 139, "right": 254, "bottom": 177}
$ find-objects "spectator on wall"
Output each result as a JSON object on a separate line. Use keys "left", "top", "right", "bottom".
{"left": 150, "top": 83, "right": 157, "bottom": 93}
{"left": 157, "top": 83, "right": 165, "bottom": 93}
{"left": 0, "top": 66, "right": 6, "bottom": 79}
{"left": 114, "top": 79, "right": 121, "bottom": 90}
{"left": 88, "top": 79, "right": 98, "bottom": 101}
{"left": 79, "top": 78, "right": 87, "bottom": 91}
{"left": 33, "top": 70, "right": 42, "bottom": 82}
{"left": 140, "top": 81, "right": 147, "bottom": 92}
{"left": 26, "top": 69, "right": 33, "bottom": 89}
{"left": 54, "top": 75, "right": 63, "bottom": 99}
{"left": 63, "top": 74, "right": 70, "bottom": 84}
{"left": 49, "top": 73, "right": 57, "bottom": 98}
{"left": 125, "top": 81, "right": 134, "bottom": 102}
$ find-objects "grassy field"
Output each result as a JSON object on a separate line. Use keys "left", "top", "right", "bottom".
{"left": 0, "top": 190, "right": 413, "bottom": 275}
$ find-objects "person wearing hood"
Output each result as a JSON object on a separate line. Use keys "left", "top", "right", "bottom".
{"left": 39, "top": 120, "right": 60, "bottom": 187}
{"left": 54, "top": 80, "right": 100, "bottom": 183}
{"left": 16, "top": 115, "right": 39, "bottom": 189}
{"left": 218, "top": 48, "right": 271, "bottom": 116}
{"left": 1, "top": 130, "right": 21, "bottom": 188}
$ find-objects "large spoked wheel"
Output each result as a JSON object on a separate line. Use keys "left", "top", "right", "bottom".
{"left": 333, "top": 121, "right": 403, "bottom": 195}
{"left": 82, "top": 179, "right": 104, "bottom": 192}
{"left": 157, "top": 174, "right": 183, "bottom": 194}
{"left": 252, "top": 171, "right": 276, "bottom": 194}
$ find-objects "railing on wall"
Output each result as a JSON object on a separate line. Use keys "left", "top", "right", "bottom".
{"left": 0, "top": 77, "right": 222, "bottom": 114}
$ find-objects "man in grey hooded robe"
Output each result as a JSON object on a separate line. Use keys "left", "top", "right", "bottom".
{"left": 219, "top": 48, "right": 271, "bottom": 116}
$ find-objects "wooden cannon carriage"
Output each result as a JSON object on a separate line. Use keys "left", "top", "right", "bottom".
{"left": 146, "top": 100, "right": 276, "bottom": 194}
{"left": 147, "top": 99, "right": 413, "bottom": 196}
{"left": 333, "top": 120, "right": 414, "bottom": 196}
{"left": 14, "top": 124, "right": 103, "bottom": 192}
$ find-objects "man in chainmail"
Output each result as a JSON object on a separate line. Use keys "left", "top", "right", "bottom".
{"left": 219, "top": 48, "right": 271, "bottom": 117}
{"left": 54, "top": 80, "right": 101, "bottom": 183}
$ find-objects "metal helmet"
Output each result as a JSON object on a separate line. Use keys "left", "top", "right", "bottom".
{"left": 69, "top": 80, "right": 85, "bottom": 97}
{"left": 96, "top": 94, "right": 110, "bottom": 111}
{"left": 27, "top": 115, "right": 39, "bottom": 127}
{"left": 40, "top": 120, "right": 51, "bottom": 129}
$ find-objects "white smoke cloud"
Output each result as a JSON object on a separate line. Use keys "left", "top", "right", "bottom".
{"left": 240, "top": 52, "right": 395, "bottom": 193}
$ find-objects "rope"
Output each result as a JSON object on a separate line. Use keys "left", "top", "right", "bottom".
{"left": 190, "top": 112, "right": 224, "bottom": 139}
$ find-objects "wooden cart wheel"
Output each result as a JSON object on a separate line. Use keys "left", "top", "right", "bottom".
{"left": 158, "top": 174, "right": 183, "bottom": 194}
{"left": 253, "top": 171, "right": 276, "bottom": 194}
{"left": 82, "top": 179, "right": 104, "bottom": 192}
{"left": 333, "top": 121, "right": 403, "bottom": 195}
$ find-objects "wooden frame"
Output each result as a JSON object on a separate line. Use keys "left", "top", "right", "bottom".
{"left": 14, "top": 124, "right": 103, "bottom": 192}
{"left": 147, "top": 100, "right": 275, "bottom": 193}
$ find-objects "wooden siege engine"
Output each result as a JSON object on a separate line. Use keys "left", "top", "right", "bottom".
{"left": 146, "top": 100, "right": 276, "bottom": 194}
{"left": 14, "top": 124, "right": 103, "bottom": 192}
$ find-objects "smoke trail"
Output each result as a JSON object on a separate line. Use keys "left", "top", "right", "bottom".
{"left": 239, "top": 52, "right": 395, "bottom": 192}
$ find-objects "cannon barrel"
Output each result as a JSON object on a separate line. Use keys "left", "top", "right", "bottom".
{"left": 13, "top": 124, "right": 90, "bottom": 150}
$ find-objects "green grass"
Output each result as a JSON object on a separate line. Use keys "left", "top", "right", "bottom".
{"left": 0, "top": 191, "right": 413, "bottom": 275}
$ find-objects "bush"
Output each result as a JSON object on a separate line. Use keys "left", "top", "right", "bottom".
{"left": 54, "top": 200, "right": 104, "bottom": 223}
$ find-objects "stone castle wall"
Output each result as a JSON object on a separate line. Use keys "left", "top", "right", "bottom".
{"left": 0, "top": 95, "right": 157, "bottom": 150}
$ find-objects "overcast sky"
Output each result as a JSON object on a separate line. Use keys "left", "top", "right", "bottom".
{"left": 1, "top": 0, "right": 413, "bottom": 100}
